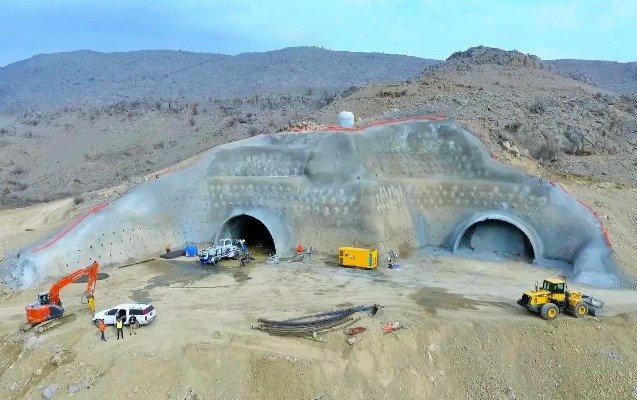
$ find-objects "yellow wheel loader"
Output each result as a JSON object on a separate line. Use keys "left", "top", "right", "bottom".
{"left": 517, "top": 277, "right": 604, "bottom": 320}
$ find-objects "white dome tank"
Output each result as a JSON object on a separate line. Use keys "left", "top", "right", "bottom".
{"left": 337, "top": 111, "right": 355, "bottom": 128}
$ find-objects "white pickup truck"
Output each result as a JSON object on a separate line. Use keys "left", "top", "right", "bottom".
{"left": 199, "top": 238, "right": 242, "bottom": 265}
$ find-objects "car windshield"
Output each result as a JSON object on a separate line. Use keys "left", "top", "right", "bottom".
{"left": 143, "top": 305, "right": 154, "bottom": 314}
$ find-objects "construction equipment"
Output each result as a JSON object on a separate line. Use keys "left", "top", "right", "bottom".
{"left": 339, "top": 247, "right": 378, "bottom": 269}
{"left": 517, "top": 277, "right": 605, "bottom": 320}
{"left": 23, "top": 261, "right": 100, "bottom": 333}
{"left": 386, "top": 250, "right": 400, "bottom": 270}
{"left": 199, "top": 238, "right": 242, "bottom": 265}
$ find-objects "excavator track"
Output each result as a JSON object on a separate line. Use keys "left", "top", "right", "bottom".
{"left": 23, "top": 313, "right": 78, "bottom": 334}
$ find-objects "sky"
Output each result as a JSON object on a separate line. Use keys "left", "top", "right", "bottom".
{"left": 0, "top": 0, "right": 635, "bottom": 67}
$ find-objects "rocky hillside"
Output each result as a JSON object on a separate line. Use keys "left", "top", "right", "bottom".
{"left": 1, "top": 46, "right": 636, "bottom": 209}
{"left": 548, "top": 59, "right": 637, "bottom": 95}
{"left": 0, "top": 47, "right": 438, "bottom": 112}
{"left": 316, "top": 47, "right": 637, "bottom": 185}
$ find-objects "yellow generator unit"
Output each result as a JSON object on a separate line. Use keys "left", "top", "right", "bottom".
{"left": 339, "top": 247, "right": 378, "bottom": 269}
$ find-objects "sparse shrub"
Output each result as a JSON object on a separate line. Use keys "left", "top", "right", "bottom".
{"left": 7, "top": 180, "right": 27, "bottom": 191}
{"left": 73, "top": 196, "right": 85, "bottom": 205}
{"left": 219, "top": 104, "right": 231, "bottom": 116}
{"left": 248, "top": 126, "right": 259, "bottom": 136}
{"left": 23, "top": 117, "right": 40, "bottom": 126}
{"left": 11, "top": 166, "right": 26, "bottom": 175}
{"left": 320, "top": 91, "right": 337, "bottom": 106}
{"left": 237, "top": 115, "right": 251, "bottom": 124}
{"left": 377, "top": 89, "right": 407, "bottom": 98}
{"left": 2, "top": 187, "right": 9, "bottom": 195}
{"left": 153, "top": 141, "right": 165, "bottom": 150}
{"left": 0, "top": 127, "right": 8, "bottom": 135}
{"left": 536, "top": 130, "right": 559, "bottom": 162}
{"left": 188, "top": 117, "right": 195, "bottom": 126}
{"left": 226, "top": 117, "right": 238, "bottom": 128}
{"left": 341, "top": 86, "right": 359, "bottom": 98}
{"left": 528, "top": 99, "right": 546, "bottom": 114}
{"left": 305, "top": 88, "right": 314, "bottom": 96}
{"left": 504, "top": 121, "right": 522, "bottom": 133}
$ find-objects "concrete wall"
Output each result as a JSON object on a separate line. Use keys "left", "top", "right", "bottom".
{"left": 2, "top": 118, "right": 625, "bottom": 288}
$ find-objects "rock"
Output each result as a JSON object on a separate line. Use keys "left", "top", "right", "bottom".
{"left": 68, "top": 380, "right": 90, "bottom": 394}
{"left": 42, "top": 384, "right": 59, "bottom": 399}
{"left": 501, "top": 140, "right": 512, "bottom": 151}
{"left": 506, "top": 386, "right": 516, "bottom": 400}
{"left": 347, "top": 337, "right": 357, "bottom": 345}
{"left": 631, "top": 385, "right": 637, "bottom": 399}
{"left": 184, "top": 387, "right": 198, "bottom": 400}
{"left": 509, "top": 145, "right": 520, "bottom": 157}
{"left": 35, "top": 368, "right": 43, "bottom": 376}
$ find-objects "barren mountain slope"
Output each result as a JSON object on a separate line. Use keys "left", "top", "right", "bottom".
{"left": 316, "top": 47, "right": 637, "bottom": 186}
{"left": 1, "top": 47, "right": 636, "bottom": 209}
{"left": 549, "top": 59, "right": 637, "bottom": 95}
{"left": 0, "top": 92, "right": 366, "bottom": 208}
{"left": 0, "top": 47, "right": 438, "bottom": 111}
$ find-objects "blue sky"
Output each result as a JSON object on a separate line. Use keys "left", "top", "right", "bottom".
{"left": 0, "top": 0, "right": 635, "bottom": 67}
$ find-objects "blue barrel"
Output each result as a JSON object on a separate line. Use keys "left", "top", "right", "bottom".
{"left": 184, "top": 244, "right": 198, "bottom": 257}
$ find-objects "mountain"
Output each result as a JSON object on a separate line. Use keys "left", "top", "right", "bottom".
{"left": 1, "top": 46, "right": 636, "bottom": 209}
{"left": 547, "top": 59, "right": 637, "bottom": 95}
{"left": 0, "top": 47, "right": 439, "bottom": 112}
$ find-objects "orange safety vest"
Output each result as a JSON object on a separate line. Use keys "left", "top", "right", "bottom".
{"left": 296, "top": 244, "right": 304, "bottom": 253}
{"left": 98, "top": 321, "right": 106, "bottom": 332}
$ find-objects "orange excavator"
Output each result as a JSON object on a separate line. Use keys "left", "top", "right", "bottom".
{"left": 23, "top": 261, "right": 100, "bottom": 333}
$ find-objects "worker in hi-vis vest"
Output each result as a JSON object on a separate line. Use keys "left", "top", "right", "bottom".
{"left": 116, "top": 317, "right": 124, "bottom": 339}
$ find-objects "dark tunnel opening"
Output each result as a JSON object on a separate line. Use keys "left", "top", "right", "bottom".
{"left": 218, "top": 215, "right": 276, "bottom": 255}
{"left": 458, "top": 220, "right": 535, "bottom": 262}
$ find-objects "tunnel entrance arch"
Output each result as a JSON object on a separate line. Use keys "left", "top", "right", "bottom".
{"left": 216, "top": 214, "right": 276, "bottom": 255}
{"left": 452, "top": 214, "right": 540, "bottom": 263}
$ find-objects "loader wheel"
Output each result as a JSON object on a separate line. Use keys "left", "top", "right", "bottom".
{"left": 540, "top": 303, "right": 559, "bottom": 320}
{"left": 571, "top": 302, "right": 588, "bottom": 318}
{"left": 232, "top": 252, "right": 240, "bottom": 260}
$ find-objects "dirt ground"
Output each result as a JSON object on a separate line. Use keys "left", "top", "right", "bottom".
{"left": 1, "top": 188, "right": 637, "bottom": 399}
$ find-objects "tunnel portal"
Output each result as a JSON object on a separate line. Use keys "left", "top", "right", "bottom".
{"left": 217, "top": 214, "right": 276, "bottom": 256}
{"left": 458, "top": 219, "right": 535, "bottom": 262}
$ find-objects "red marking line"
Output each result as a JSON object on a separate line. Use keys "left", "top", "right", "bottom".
{"left": 549, "top": 180, "right": 611, "bottom": 247}
{"left": 32, "top": 202, "right": 109, "bottom": 254}
{"left": 291, "top": 114, "right": 448, "bottom": 132}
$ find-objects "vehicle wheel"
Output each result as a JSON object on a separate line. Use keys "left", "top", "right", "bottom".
{"left": 232, "top": 252, "right": 240, "bottom": 260}
{"left": 540, "top": 303, "right": 559, "bottom": 320}
{"left": 571, "top": 302, "right": 588, "bottom": 318}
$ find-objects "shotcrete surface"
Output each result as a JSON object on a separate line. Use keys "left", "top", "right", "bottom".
{"left": 0, "top": 118, "right": 627, "bottom": 288}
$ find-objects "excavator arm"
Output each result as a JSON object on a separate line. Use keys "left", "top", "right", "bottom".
{"left": 24, "top": 261, "right": 101, "bottom": 330}
{"left": 48, "top": 261, "right": 100, "bottom": 306}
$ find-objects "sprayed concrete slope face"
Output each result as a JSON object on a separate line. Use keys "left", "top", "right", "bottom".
{"left": 1, "top": 118, "right": 624, "bottom": 288}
